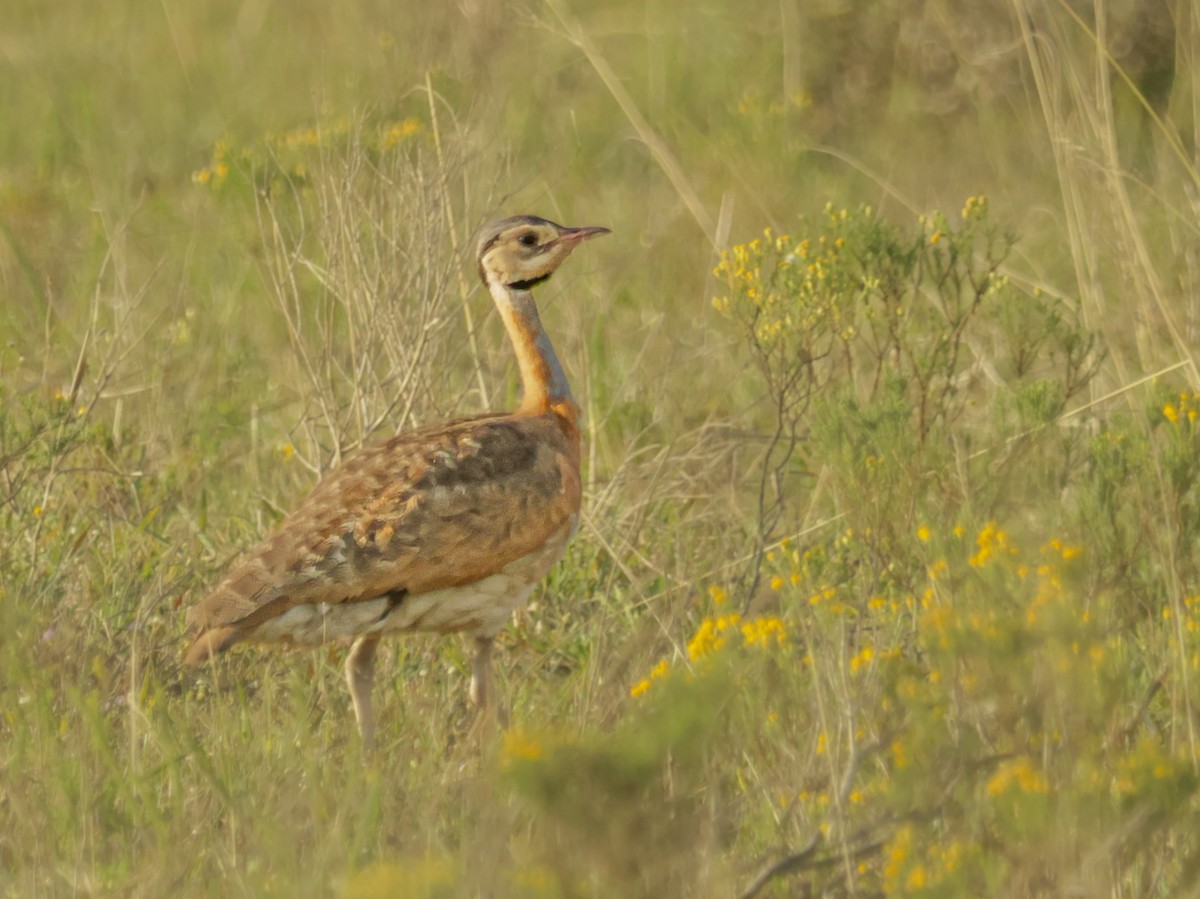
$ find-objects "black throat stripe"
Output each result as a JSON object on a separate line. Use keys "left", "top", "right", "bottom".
{"left": 507, "top": 273, "right": 552, "bottom": 291}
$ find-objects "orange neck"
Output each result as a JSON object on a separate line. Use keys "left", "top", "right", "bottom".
{"left": 490, "top": 282, "right": 576, "bottom": 419}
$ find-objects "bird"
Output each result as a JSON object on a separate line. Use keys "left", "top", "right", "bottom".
{"left": 183, "top": 214, "right": 610, "bottom": 748}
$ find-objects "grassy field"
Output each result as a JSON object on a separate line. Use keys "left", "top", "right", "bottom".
{"left": 2, "top": 1, "right": 1199, "bottom": 896}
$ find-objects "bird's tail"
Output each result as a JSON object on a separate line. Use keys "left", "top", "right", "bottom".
{"left": 183, "top": 626, "right": 240, "bottom": 666}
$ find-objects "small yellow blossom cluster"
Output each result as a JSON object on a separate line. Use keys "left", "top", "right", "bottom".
{"left": 1162, "top": 392, "right": 1199, "bottom": 425}
{"left": 881, "top": 825, "right": 928, "bottom": 892}
{"left": 1161, "top": 595, "right": 1200, "bottom": 672}
{"left": 962, "top": 194, "right": 988, "bottom": 220}
{"left": 628, "top": 658, "right": 669, "bottom": 698}
{"left": 1111, "top": 737, "right": 1189, "bottom": 798}
{"left": 921, "top": 527, "right": 1096, "bottom": 662}
{"left": 1043, "top": 537, "right": 1081, "bottom": 562}
{"left": 711, "top": 208, "right": 858, "bottom": 347}
{"left": 508, "top": 864, "right": 559, "bottom": 895}
{"left": 192, "top": 138, "right": 234, "bottom": 187}
{"left": 759, "top": 532, "right": 864, "bottom": 618}
{"left": 848, "top": 645, "right": 875, "bottom": 675}
{"left": 265, "top": 117, "right": 419, "bottom": 153}
{"left": 986, "top": 756, "right": 1049, "bottom": 797}
{"left": 687, "top": 613, "right": 744, "bottom": 660}
{"left": 685, "top": 613, "right": 789, "bottom": 658}
{"left": 629, "top": 601, "right": 789, "bottom": 698}
{"left": 735, "top": 88, "right": 811, "bottom": 119}
{"left": 379, "top": 117, "right": 422, "bottom": 149}
{"left": 881, "top": 823, "right": 975, "bottom": 894}
{"left": 345, "top": 856, "right": 455, "bottom": 898}
{"left": 882, "top": 823, "right": 916, "bottom": 891}
{"left": 968, "top": 521, "right": 1017, "bottom": 568}
{"left": 741, "top": 616, "right": 788, "bottom": 649}
{"left": 1021, "top": 538, "right": 1084, "bottom": 624}
{"left": 271, "top": 125, "right": 331, "bottom": 148}
{"left": 502, "top": 727, "right": 546, "bottom": 764}
{"left": 192, "top": 117, "right": 422, "bottom": 190}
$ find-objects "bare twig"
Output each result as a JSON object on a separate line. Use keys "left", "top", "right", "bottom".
{"left": 735, "top": 834, "right": 821, "bottom": 899}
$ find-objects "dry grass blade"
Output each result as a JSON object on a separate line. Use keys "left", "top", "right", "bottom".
{"left": 254, "top": 117, "right": 465, "bottom": 469}
{"left": 542, "top": 0, "right": 716, "bottom": 244}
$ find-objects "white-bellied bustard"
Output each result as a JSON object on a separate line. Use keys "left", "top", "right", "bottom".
{"left": 184, "top": 215, "right": 609, "bottom": 748}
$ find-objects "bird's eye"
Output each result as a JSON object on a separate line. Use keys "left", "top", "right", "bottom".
{"left": 519, "top": 232, "right": 539, "bottom": 247}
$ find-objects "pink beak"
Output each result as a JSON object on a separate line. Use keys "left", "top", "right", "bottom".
{"left": 558, "top": 225, "right": 611, "bottom": 244}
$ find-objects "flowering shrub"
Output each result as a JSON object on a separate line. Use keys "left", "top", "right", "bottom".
{"left": 569, "top": 204, "right": 1200, "bottom": 895}
{"left": 710, "top": 201, "right": 1101, "bottom": 600}
{"left": 609, "top": 516, "right": 1200, "bottom": 895}
{"left": 192, "top": 115, "right": 423, "bottom": 193}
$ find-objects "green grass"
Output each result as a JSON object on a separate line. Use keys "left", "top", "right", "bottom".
{"left": 2, "top": 1, "right": 1199, "bottom": 896}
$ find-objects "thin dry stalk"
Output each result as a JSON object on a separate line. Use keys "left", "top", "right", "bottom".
{"left": 425, "top": 72, "right": 491, "bottom": 408}
{"left": 542, "top": 0, "right": 716, "bottom": 244}
{"left": 254, "top": 118, "right": 464, "bottom": 473}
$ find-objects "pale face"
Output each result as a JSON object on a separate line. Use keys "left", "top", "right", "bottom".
{"left": 476, "top": 215, "right": 609, "bottom": 288}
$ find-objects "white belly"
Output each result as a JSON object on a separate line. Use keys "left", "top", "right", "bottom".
{"left": 254, "top": 578, "right": 534, "bottom": 646}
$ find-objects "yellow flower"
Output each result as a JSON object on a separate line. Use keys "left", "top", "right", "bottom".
{"left": 687, "top": 614, "right": 740, "bottom": 660}
{"left": 849, "top": 645, "right": 875, "bottom": 675}
{"left": 969, "top": 522, "right": 1012, "bottom": 568}
{"left": 741, "top": 616, "right": 787, "bottom": 649}
{"left": 917, "top": 524, "right": 931, "bottom": 542}
{"left": 345, "top": 857, "right": 454, "bottom": 899}
{"left": 962, "top": 194, "right": 988, "bottom": 219}
{"left": 502, "top": 729, "right": 543, "bottom": 762}
{"left": 987, "top": 756, "right": 1048, "bottom": 796}
{"left": 883, "top": 824, "right": 913, "bottom": 885}
{"left": 380, "top": 117, "right": 421, "bottom": 149}
{"left": 629, "top": 657, "right": 670, "bottom": 697}
{"left": 906, "top": 865, "right": 927, "bottom": 889}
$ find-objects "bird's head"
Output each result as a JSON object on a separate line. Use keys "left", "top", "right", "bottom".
{"left": 475, "top": 215, "right": 610, "bottom": 290}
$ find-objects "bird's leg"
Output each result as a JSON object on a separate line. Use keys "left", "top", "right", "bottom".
{"left": 469, "top": 635, "right": 509, "bottom": 729}
{"left": 468, "top": 635, "right": 492, "bottom": 709}
{"left": 345, "top": 634, "right": 381, "bottom": 751}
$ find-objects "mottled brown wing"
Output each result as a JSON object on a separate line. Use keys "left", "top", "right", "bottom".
{"left": 184, "top": 411, "right": 581, "bottom": 661}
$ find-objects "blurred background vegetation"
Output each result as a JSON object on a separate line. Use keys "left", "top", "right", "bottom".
{"left": 2, "top": 0, "right": 1199, "bottom": 896}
